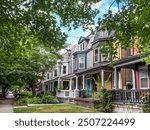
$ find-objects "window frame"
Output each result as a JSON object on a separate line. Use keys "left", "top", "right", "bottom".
{"left": 54, "top": 69, "right": 57, "bottom": 77}
{"left": 47, "top": 73, "right": 49, "bottom": 80}
{"left": 63, "top": 65, "right": 67, "bottom": 74}
{"left": 94, "top": 48, "right": 99, "bottom": 63}
{"left": 79, "top": 57, "right": 85, "bottom": 69}
{"left": 139, "top": 66, "right": 149, "bottom": 89}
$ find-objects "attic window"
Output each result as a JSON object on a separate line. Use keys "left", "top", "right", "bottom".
{"left": 79, "top": 42, "right": 85, "bottom": 51}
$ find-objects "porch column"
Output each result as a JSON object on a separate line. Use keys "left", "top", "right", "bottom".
{"left": 58, "top": 78, "right": 61, "bottom": 87}
{"left": 53, "top": 82, "right": 54, "bottom": 91}
{"left": 82, "top": 75, "right": 85, "bottom": 89}
{"left": 61, "top": 79, "right": 63, "bottom": 88}
{"left": 50, "top": 82, "right": 51, "bottom": 92}
{"left": 114, "top": 67, "right": 118, "bottom": 89}
{"left": 118, "top": 69, "right": 122, "bottom": 89}
{"left": 75, "top": 76, "right": 78, "bottom": 90}
{"left": 69, "top": 78, "right": 72, "bottom": 90}
{"left": 132, "top": 69, "right": 136, "bottom": 89}
{"left": 42, "top": 82, "right": 45, "bottom": 92}
{"left": 101, "top": 70, "right": 105, "bottom": 88}
{"left": 49, "top": 82, "right": 50, "bottom": 92}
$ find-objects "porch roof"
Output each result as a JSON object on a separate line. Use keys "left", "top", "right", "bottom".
{"left": 59, "top": 74, "right": 76, "bottom": 79}
{"left": 114, "top": 52, "right": 150, "bottom": 68}
{"left": 75, "top": 65, "right": 113, "bottom": 76}
{"left": 113, "top": 55, "right": 143, "bottom": 68}
{"left": 44, "top": 77, "right": 59, "bottom": 83}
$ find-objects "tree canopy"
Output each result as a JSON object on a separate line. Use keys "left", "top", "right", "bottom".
{"left": 0, "top": 0, "right": 101, "bottom": 96}
{"left": 0, "top": 0, "right": 149, "bottom": 96}
{"left": 99, "top": 0, "right": 150, "bottom": 62}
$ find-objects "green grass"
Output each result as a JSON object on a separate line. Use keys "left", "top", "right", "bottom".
{"left": 13, "top": 104, "right": 98, "bottom": 113}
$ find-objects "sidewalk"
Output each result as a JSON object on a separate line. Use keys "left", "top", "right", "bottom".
{"left": 0, "top": 93, "right": 14, "bottom": 113}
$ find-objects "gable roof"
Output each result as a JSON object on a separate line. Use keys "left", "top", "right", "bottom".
{"left": 78, "top": 36, "right": 89, "bottom": 44}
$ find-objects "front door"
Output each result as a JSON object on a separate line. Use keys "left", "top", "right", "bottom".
{"left": 86, "top": 79, "right": 91, "bottom": 96}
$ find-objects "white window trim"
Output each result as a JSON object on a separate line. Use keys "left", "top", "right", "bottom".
{"left": 139, "top": 66, "right": 149, "bottom": 89}
{"left": 79, "top": 57, "right": 85, "bottom": 69}
{"left": 94, "top": 48, "right": 99, "bottom": 63}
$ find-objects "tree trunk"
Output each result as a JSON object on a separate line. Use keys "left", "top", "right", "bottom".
{"left": 2, "top": 87, "right": 6, "bottom": 98}
{"left": 31, "top": 85, "right": 36, "bottom": 97}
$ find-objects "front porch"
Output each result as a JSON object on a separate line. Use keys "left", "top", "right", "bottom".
{"left": 111, "top": 89, "right": 150, "bottom": 104}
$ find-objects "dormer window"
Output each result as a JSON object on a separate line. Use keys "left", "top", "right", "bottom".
{"left": 79, "top": 41, "right": 85, "bottom": 51}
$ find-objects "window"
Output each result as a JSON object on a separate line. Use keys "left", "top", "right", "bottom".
{"left": 94, "top": 48, "right": 99, "bottom": 63}
{"left": 79, "top": 42, "right": 85, "bottom": 51}
{"left": 51, "top": 72, "right": 53, "bottom": 78}
{"left": 79, "top": 57, "right": 85, "bottom": 69}
{"left": 74, "top": 58, "right": 77, "bottom": 70}
{"left": 54, "top": 70, "right": 57, "bottom": 77}
{"left": 47, "top": 73, "right": 49, "bottom": 79}
{"left": 139, "top": 66, "right": 149, "bottom": 89}
{"left": 63, "top": 65, "right": 66, "bottom": 74}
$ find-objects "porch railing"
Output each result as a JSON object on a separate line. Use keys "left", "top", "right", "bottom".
{"left": 56, "top": 90, "right": 74, "bottom": 98}
{"left": 111, "top": 89, "right": 150, "bottom": 104}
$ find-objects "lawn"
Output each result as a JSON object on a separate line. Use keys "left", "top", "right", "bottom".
{"left": 13, "top": 104, "right": 98, "bottom": 113}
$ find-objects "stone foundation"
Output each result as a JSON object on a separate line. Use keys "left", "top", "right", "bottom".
{"left": 112, "top": 104, "right": 143, "bottom": 113}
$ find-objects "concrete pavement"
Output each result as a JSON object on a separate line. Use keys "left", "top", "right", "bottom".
{"left": 0, "top": 93, "right": 14, "bottom": 113}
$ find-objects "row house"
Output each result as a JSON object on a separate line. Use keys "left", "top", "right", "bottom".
{"left": 73, "top": 29, "right": 113, "bottom": 97}
{"left": 43, "top": 45, "right": 78, "bottom": 98}
{"left": 112, "top": 49, "right": 150, "bottom": 103}
{"left": 42, "top": 28, "right": 150, "bottom": 104}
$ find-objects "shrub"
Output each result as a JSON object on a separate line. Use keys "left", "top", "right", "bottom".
{"left": 14, "top": 91, "right": 59, "bottom": 106}
{"left": 19, "top": 91, "right": 32, "bottom": 97}
{"left": 15, "top": 98, "right": 28, "bottom": 106}
{"left": 16, "top": 91, "right": 32, "bottom": 100}
{"left": 26, "top": 97, "right": 42, "bottom": 104}
{"left": 93, "top": 89, "right": 112, "bottom": 112}
{"left": 41, "top": 93, "right": 59, "bottom": 104}
{"left": 92, "top": 76, "right": 112, "bottom": 112}
{"left": 15, "top": 97, "right": 42, "bottom": 106}
{"left": 142, "top": 93, "right": 150, "bottom": 113}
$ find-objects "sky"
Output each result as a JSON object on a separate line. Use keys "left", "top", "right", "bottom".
{"left": 62, "top": 0, "right": 119, "bottom": 45}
